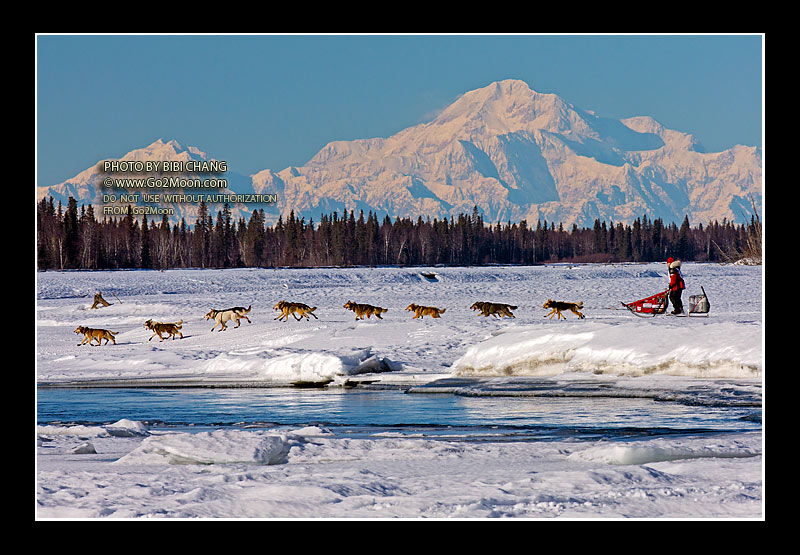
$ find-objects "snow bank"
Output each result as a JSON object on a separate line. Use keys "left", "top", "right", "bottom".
{"left": 452, "top": 321, "right": 761, "bottom": 379}
{"left": 37, "top": 424, "right": 108, "bottom": 439}
{"left": 36, "top": 419, "right": 149, "bottom": 440}
{"left": 201, "top": 348, "right": 394, "bottom": 385}
{"left": 568, "top": 435, "right": 760, "bottom": 465}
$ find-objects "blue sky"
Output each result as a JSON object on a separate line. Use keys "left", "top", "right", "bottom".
{"left": 36, "top": 34, "right": 763, "bottom": 187}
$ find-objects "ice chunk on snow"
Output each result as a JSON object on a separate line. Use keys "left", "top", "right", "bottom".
{"left": 286, "top": 426, "right": 335, "bottom": 438}
{"left": 114, "top": 429, "right": 293, "bottom": 465}
{"left": 105, "top": 419, "right": 149, "bottom": 437}
{"left": 71, "top": 442, "right": 97, "bottom": 454}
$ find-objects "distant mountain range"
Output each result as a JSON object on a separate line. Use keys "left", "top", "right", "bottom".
{"left": 37, "top": 79, "right": 762, "bottom": 228}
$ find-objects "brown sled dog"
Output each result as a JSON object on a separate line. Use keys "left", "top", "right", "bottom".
{"left": 204, "top": 305, "right": 252, "bottom": 331}
{"left": 274, "top": 300, "right": 318, "bottom": 321}
{"left": 144, "top": 319, "right": 183, "bottom": 341}
{"left": 470, "top": 301, "right": 518, "bottom": 318}
{"left": 74, "top": 325, "right": 118, "bottom": 346}
{"left": 543, "top": 299, "right": 585, "bottom": 320}
{"left": 405, "top": 303, "right": 446, "bottom": 319}
{"left": 343, "top": 301, "right": 388, "bottom": 320}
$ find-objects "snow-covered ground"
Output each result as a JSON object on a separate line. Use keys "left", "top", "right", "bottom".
{"left": 36, "top": 263, "right": 764, "bottom": 519}
{"left": 37, "top": 420, "right": 761, "bottom": 519}
{"left": 36, "top": 263, "right": 761, "bottom": 386}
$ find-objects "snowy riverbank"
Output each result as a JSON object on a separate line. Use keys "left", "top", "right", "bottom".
{"left": 36, "top": 263, "right": 762, "bottom": 387}
{"left": 36, "top": 263, "right": 764, "bottom": 519}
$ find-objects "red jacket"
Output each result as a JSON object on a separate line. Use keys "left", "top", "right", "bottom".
{"left": 669, "top": 267, "right": 685, "bottom": 291}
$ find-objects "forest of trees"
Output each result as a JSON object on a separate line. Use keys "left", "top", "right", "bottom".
{"left": 36, "top": 196, "right": 763, "bottom": 271}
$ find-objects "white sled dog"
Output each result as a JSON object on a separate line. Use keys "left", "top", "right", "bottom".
{"left": 204, "top": 305, "right": 252, "bottom": 331}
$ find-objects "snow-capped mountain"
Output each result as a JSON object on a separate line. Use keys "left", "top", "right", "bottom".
{"left": 38, "top": 80, "right": 762, "bottom": 228}
{"left": 37, "top": 139, "right": 269, "bottom": 224}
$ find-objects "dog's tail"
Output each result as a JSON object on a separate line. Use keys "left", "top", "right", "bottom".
{"left": 110, "top": 331, "right": 119, "bottom": 335}
{"left": 440, "top": 308, "right": 447, "bottom": 314}
{"left": 175, "top": 320, "right": 183, "bottom": 328}
{"left": 379, "top": 307, "right": 388, "bottom": 313}
{"left": 577, "top": 302, "right": 583, "bottom": 308}
{"left": 309, "top": 306, "right": 317, "bottom": 312}
{"left": 243, "top": 305, "right": 252, "bottom": 314}
{"left": 509, "top": 305, "right": 518, "bottom": 310}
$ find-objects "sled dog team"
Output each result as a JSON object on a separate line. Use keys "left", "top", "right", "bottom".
{"left": 74, "top": 298, "right": 585, "bottom": 346}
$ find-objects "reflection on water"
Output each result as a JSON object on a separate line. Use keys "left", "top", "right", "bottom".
{"left": 37, "top": 386, "right": 761, "bottom": 441}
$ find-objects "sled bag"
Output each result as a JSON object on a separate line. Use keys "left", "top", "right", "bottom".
{"left": 688, "top": 294, "right": 710, "bottom": 314}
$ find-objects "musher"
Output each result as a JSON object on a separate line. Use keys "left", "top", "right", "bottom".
{"left": 666, "top": 257, "right": 685, "bottom": 315}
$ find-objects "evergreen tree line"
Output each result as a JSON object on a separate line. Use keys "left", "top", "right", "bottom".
{"left": 37, "top": 196, "right": 762, "bottom": 271}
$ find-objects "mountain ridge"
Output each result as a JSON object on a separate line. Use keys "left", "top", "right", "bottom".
{"left": 38, "top": 79, "right": 762, "bottom": 227}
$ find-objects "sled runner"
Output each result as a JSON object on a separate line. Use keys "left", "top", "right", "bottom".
{"left": 621, "top": 289, "right": 669, "bottom": 317}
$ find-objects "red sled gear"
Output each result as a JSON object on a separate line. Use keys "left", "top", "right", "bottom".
{"left": 621, "top": 290, "right": 669, "bottom": 316}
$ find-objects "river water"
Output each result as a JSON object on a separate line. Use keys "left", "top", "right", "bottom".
{"left": 37, "top": 380, "right": 761, "bottom": 443}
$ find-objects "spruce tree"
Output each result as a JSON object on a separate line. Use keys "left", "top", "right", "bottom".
{"left": 140, "top": 215, "right": 152, "bottom": 268}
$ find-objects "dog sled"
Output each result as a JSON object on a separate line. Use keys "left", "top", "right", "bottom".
{"left": 620, "top": 286, "right": 710, "bottom": 318}
{"left": 621, "top": 289, "right": 669, "bottom": 317}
